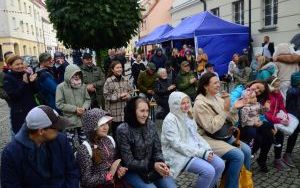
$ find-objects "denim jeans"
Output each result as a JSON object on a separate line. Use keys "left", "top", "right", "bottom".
{"left": 221, "top": 137, "right": 252, "bottom": 188}
{"left": 124, "top": 172, "right": 177, "bottom": 188}
{"left": 185, "top": 156, "right": 225, "bottom": 188}
{"left": 227, "top": 136, "right": 251, "bottom": 170}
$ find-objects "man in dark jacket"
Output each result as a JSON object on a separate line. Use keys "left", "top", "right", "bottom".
{"left": 150, "top": 48, "right": 167, "bottom": 70}
{"left": 36, "top": 52, "right": 58, "bottom": 110}
{"left": 80, "top": 52, "right": 105, "bottom": 108}
{"left": 262, "top": 36, "right": 275, "bottom": 59}
{"left": 1, "top": 105, "right": 79, "bottom": 188}
{"left": 53, "top": 52, "right": 69, "bottom": 84}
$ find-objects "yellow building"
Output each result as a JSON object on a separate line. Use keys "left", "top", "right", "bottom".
{"left": 0, "top": 0, "right": 47, "bottom": 64}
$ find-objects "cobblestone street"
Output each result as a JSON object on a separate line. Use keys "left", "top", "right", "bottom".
{"left": 1, "top": 99, "right": 300, "bottom": 187}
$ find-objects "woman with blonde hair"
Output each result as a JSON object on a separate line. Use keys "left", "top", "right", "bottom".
{"left": 256, "top": 55, "right": 278, "bottom": 80}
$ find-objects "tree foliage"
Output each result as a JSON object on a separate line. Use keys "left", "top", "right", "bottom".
{"left": 46, "top": 0, "right": 142, "bottom": 49}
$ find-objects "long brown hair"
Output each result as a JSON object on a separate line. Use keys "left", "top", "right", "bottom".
{"left": 90, "top": 131, "right": 103, "bottom": 164}
{"left": 107, "top": 60, "right": 122, "bottom": 77}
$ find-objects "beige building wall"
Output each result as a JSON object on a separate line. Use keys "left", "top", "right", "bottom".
{"left": 140, "top": 0, "right": 173, "bottom": 38}
{"left": 170, "top": 0, "right": 300, "bottom": 53}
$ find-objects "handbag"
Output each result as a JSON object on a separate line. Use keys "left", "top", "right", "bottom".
{"left": 205, "top": 104, "right": 235, "bottom": 141}
{"left": 273, "top": 100, "right": 299, "bottom": 135}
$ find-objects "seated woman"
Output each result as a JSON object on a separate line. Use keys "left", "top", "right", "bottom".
{"left": 256, "top": 56, "right": 278, "bottom": 81}
{"left": 116, "top": 97, "right": 177, "bottom": 188}
{"left": 154, "top": 68, "right": 176, "bottom": 118}
{"left": 230, "top": 79, "right": 274, "bottom": 172}
{"left": 76, "top": 108, "right": 128, "bottom": 188}
{"left": 193, "top": 72, "right": 251, "bottom": 188}
{"left": 161, "top": 91, "right": 225, "bottom": 188}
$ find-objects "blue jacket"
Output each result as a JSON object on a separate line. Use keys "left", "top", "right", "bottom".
{"left": 1, "top": 125, "right": 80, "bottom": 188}
{"left": 36, "top": 68, "right": 58, "bottom": 110}
{"left": 3, "top": 71, "right": 37, "bottom": 133}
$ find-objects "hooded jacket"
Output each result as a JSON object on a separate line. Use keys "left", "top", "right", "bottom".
{"left": 76, "top": 108, "right": 117, "bottom": 188}
{"left": 161, "top": 92, "right": 212, "bottom": 178}
{"left": 150, "top": 48, "right": 167, "bottom": 69}
{"left": 265, "top": 91, "right": 288, "bottom": 124}
{"left": 256, "top": 62, "right": 278, "bottom": 80}
{"left": 56, "top": 64, "right": 91, "bottom": 129}
{"left": 1, "top": 125, "right": 80, "bottom": 188}
{"left": 116, "top": 97, "right": 164, "bottom": 175}
{"left": 176, "top": 70, "right": 197, "bottom": 101}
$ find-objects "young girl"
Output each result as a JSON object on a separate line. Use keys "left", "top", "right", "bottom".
{"left": 265, "top": 76, "right": 299, "bottom": 171}
{"left": 76, "top": 108, "right": 128, "bottom": 188}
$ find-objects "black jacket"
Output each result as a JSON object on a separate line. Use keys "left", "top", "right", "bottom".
{"left": 132, "top": 63, "right": 146, "bottom": 86}
{"left": 116, "top": 120, "right": 164, "bottom": 174}
{"left": 262, "top": 42, "right": 275, "bottom": 57}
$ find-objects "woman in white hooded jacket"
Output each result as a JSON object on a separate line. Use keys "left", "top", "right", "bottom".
{"left": 161, "top": 91, "right": 225, "bottom": 188}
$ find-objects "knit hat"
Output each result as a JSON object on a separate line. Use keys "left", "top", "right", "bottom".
{"left": 26, "top": 105, "right": 71, "bottom": 130}
{"left": 81, "top": 108, "right": 113, "bottom": 137}
{"left": 147, "top": 62, "right": 156, "bottom": 70}
{"left": 39, "top": 52, "right": 52, "bottom": 64}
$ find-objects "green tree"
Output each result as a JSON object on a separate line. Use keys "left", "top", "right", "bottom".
{"left": 46, "top": 0, "right": 142, "bottom": 62}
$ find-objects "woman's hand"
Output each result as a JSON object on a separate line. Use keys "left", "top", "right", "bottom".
{"left": 207, "top": 152, "right": 214, "bottom": 162}
{"left": 29, "top": 73, "right": 37, "bottom": 82}
{"left": 233, "top": 98, "right": 246, "bottom": 109}
{"left": 117, "top": 166, "right": 128, "bottom": 179}
{"left": 280, "top": 118, "right": 289, "bottom": 126}
{"left": 154, "top": 162, "right": 170, "bottom": 177}
{"left": 22, "top": 73, "right": 29, "bottom": 83}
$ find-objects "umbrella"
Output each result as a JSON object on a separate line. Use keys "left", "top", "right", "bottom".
{"left": 290, "top": 33, "right": 300, "bottom": 50}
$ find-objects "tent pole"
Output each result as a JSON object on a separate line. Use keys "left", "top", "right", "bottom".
{"left": 171, "top": 40, "right": 173, "bottom": 48}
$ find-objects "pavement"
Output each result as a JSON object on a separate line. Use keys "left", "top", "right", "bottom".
{"left": 1, "top": 99, "right": 300, "bottom": 187}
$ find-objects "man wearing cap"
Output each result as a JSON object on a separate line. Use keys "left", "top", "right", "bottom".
{"left": 200, "top": 63, "right": 219, "bottom": 80}
{"left": 1, "top": 105, "right": 80, "bottom": 188}
{"left": 53, "top": 52, "right": 69, "bottom": 84}
{"left": 80, "top": 52, "right": 105, "bottom": 108}
{"left": 176, "top": 61, "right": 198, "bottom": 101}
{"left": 36, "top": 52, "right": 58, "bottom": 110}
{"left": 137, "top": 62, "right": 158, "bottom": 99}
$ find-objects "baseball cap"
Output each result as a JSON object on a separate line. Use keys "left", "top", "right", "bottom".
{"left": 181, "top": 61, "right": 190, "bottom": 67}
{"left": 147, "top": 62, "right": 156, "bottom": 70}
{"left": 39, "top": 52, "right": 52, "bottom": 64}
{"left": 82, "top": 52, "right": 92, "bottom": 59}
{"left": 96, "top": 116, "right": 113, "bottom": 129}
{"left": 26, "top": 105, "right": 71, "bottom": 131}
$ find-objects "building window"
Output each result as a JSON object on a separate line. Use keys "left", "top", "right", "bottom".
{"left": 39, "top": 28, "right": 42, "bottom": 37}
{"left": 232, "top": 0, "right": 244, "bottom": 25}
{"left": 23, "top": 45, "right": 27, "bottom": 55}
{"left": 26, "top": 23, "right": 29, "bottom": 34}
{"left": 18, "top": 0, "right": 21, "bottom": 10}
{"left": 31, "top": 25, "right": 34, "bottom": 35}
{"left": 20, "top": 21, "right": 24, "bottom": 32}
{"left": 36, "top": 27, "right": 39, "bottom": 36}
{"left": 263, "top": 0, "right": 278, "bottom": 26}
{"left": 12, "top": 17, "right": 17, "bottom": 30}
{"left": 24, "top": 2, "right": 27, "bottom": 13}
{"left": 211, "top": 7, "right": 220, "bottom": 17}
{"left": 29, "top": 6, "right": 31, "bottom": 14}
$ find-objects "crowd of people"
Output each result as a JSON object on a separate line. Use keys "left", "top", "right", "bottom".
{"left": 0, "top": 36, "right": 300, "bottom": 188}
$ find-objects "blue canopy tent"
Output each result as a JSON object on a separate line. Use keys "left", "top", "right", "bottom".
{"left": 158, "top": 11, "right": 249, "bottom": 76}
{"left": 136, "top": 24, "right": 173, "bottom": 46}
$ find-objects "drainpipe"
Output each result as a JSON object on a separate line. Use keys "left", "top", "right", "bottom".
{"left": 200, "top": 0, "right": 207, "bottom": 11}
{"left": 248, "top": 0, "right": 252, "bottom": 61}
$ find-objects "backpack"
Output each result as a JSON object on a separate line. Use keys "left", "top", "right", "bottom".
{"left": 82, "top": 136, "right": 116, "bottom": 157}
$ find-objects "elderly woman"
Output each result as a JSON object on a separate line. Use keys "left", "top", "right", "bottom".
{"left": 256, "top": 55, "right": 278, "bottom": 80}
{"left": 116, "top": 97, "right": 177, "bottom": 188}
{"left": 161, "top": 91, "right": 224, "bottom": 188}
{"left": 154, "top": 68, "right": 176, "bottom": 118}
{"left": 196, "top": 48, "right": 208, "bottom": 75}
{"left": 77, "top": 108, "right": 128, "bottom": 188}
{"left": 193, "top": 72, "right": 251, "bottom": 188}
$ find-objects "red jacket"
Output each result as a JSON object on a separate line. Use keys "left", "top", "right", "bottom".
{"left": 265, "top": 92, "right": 288, "bottom": 124}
